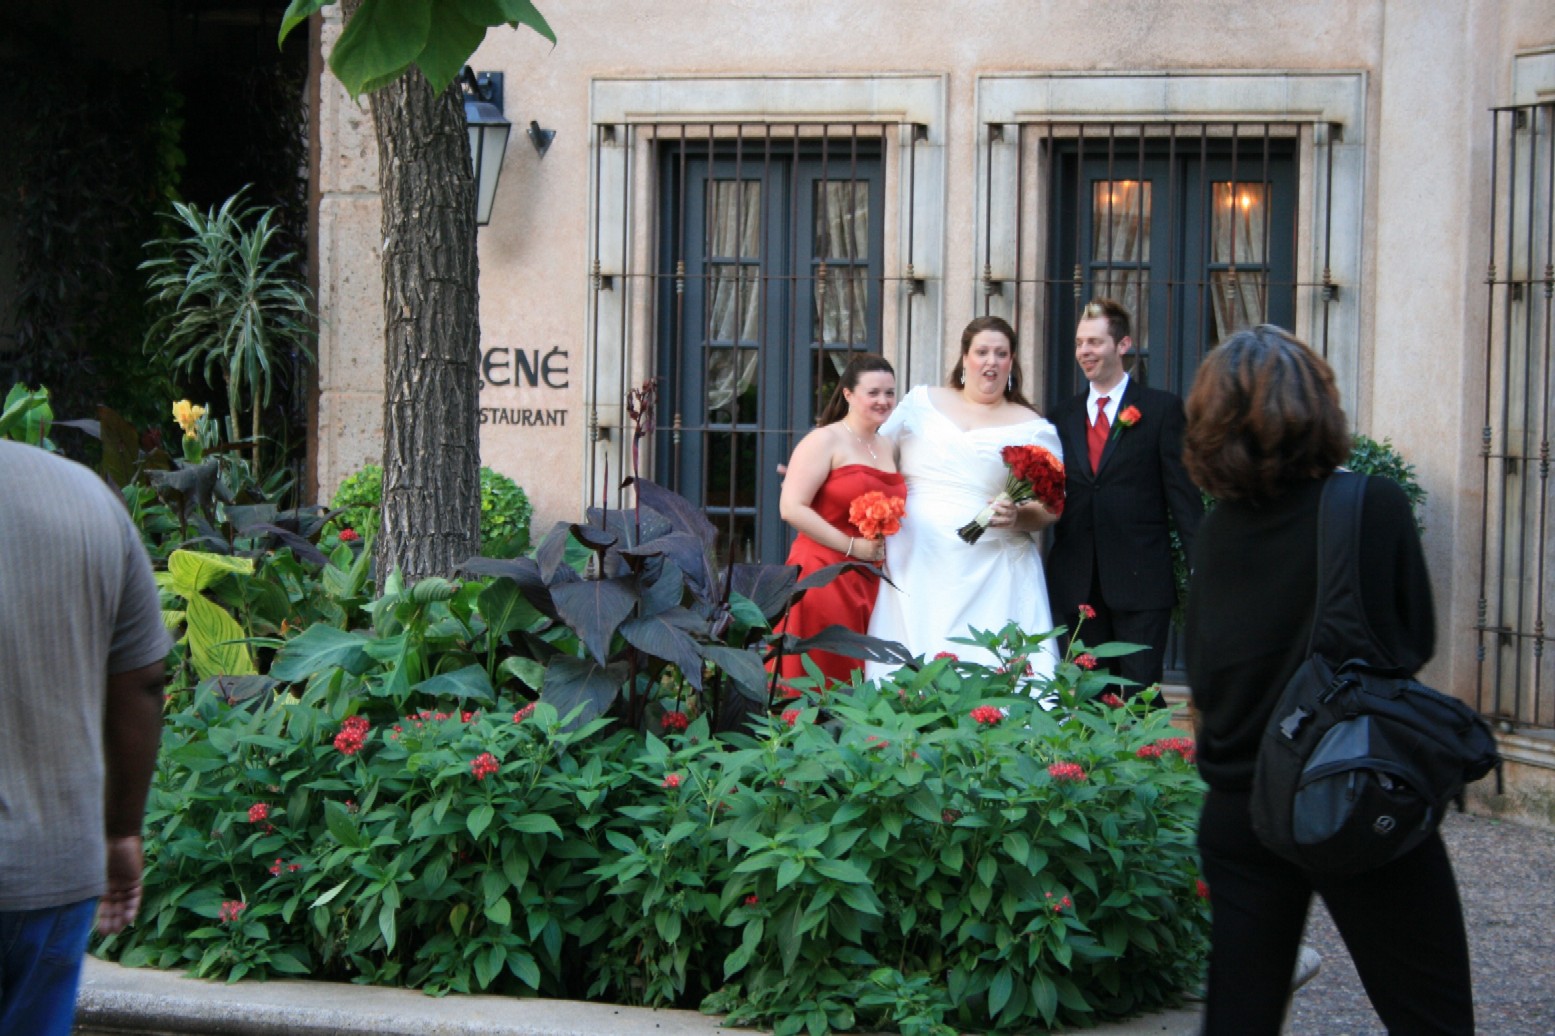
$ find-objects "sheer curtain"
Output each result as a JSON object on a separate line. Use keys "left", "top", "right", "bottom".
{"left": 1091, "top": 180, "right": 1151, "bottom": 353}
{"left": 705, "top": 181, "right": 761, "bottom": 419}
{"left": 1209, "top": 182, "right": 1269, "bottom": 341}
{"left": 814, "top": 181, "right": 869, "bottom": 346}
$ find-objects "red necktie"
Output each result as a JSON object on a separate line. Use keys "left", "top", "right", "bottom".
{"left": 1087, "top": 396, "right": 1110, "bottom": 471}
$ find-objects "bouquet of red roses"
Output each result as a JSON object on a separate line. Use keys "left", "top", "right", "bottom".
{"left": 957, "top": 444, "right": 1064, "bottom": 544}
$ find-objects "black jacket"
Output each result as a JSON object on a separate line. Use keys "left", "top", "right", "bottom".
{"left": 1046, "top": 380, "right": 1204, "bottom": 615}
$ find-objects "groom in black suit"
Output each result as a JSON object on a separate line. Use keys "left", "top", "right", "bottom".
{"left": 1046, "top": 298, "right": 1203, "bottom": 694}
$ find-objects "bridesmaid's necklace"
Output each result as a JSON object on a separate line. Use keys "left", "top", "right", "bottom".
{"left": 842, "top": 418, "right": 879, "bottom": 463}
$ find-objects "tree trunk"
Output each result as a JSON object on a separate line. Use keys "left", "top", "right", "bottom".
{"left": 347, "top": 1, "right": 483, "bottom": 583}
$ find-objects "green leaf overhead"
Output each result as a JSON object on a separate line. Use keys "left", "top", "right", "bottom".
{"left": 329, "top": 0, "right": 433, "bottom": 96}
{"left": 281, "top": 0, "right": 554, "bottom": 98}
{"left": 412, "top": 0, "right": 489, "bottom": 92}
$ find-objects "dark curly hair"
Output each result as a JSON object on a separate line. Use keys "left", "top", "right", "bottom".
{"left": 1184, "top": 325, "right": 1349, "bottom": 503}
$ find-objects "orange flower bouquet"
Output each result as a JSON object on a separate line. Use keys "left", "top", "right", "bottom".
{"left": 847, "top": 490, "right": 907, "bottom": 576}
{"left": 848, "top": 490, "right": 907, "bottom": 540}
{"left": 956, "top": 444, "right": 1065, "bottom": 544}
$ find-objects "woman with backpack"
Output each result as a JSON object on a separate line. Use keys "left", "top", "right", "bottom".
{"left": 1181, "top": 325, "right": 1474, "bottom": 1035}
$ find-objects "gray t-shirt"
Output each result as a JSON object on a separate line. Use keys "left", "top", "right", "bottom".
{"left": 0, "top": 441, "right": 173, "bottom": 910}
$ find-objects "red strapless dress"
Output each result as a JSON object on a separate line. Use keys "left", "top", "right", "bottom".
{"left": 775, "top": 464, "right": 907, "bottom": 686}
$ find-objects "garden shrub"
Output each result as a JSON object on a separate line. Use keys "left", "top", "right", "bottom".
{"left": 330, "top": 463, "right": 533, "bottom": 557}
{"left": 98, "top": 607, "right": 1209, "bottom": 1034}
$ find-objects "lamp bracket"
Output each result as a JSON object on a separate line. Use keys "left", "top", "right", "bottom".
{"left": 528, "top": 120, "right": 556, "bottom": 158}
{"left": 461, "top": 67, "right": 504, "bottom": 112}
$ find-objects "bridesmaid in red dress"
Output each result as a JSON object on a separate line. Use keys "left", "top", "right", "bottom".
{"left": 775, "top": 354, "right": 906, "bottom": 687}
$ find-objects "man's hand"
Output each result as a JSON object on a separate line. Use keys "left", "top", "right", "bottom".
{"left": 98, "top": 834, "right": 144, "bottom": 934}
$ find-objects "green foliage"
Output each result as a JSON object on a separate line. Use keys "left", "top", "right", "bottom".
{"left": 1347, "top": 433, "right": 1426, "bottom": 531}
{"left": 0, "top": 385, "right": 54, "bottom": 447}
{"left": 99, "top": 616, "right": 1208, "bottom": 1032}
{"left": 141, "top": 189, "right": 317, "bottom": 477}
{"left": 329, "top": 464, "right": 533, "bottom": 557}
{"left": 278, "top": 0, "right": 555, "bottom": 97}
{"left": 481, "top": 468, "right": 534, "bottom": 556}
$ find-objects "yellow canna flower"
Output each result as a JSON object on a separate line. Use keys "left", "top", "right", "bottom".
{"left": 172, "top": 400, "right": 206, "bottom": 439}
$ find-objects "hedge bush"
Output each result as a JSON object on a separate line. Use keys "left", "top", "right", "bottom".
{"left": 329, "top": 463, "right": 533, "bottom": 556}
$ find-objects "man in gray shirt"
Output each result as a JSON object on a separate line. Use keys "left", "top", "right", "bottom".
{"left": 0, "top": 440, "right": 171, "bottom": 1036}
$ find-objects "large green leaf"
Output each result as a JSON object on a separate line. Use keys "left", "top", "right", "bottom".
{"left": 184, "top": 595, "right": 256, "bottom": 679}
{"left": 492, "top": 0, "right": 554, "bottom": 42}
{"left": 278, "top": 0, "right": 333, "bottom": 43}
{"left": 476, "top": 579, "right": 543, "bottom": 640}
{"left": 415, "top": 5, "right": 489, "bottom": 109}
{"left": 412, "top": 664, "right": 494, "bottom": 704}
{"left": 330, "top": 0, "right": 432, "bottom": 97}
{"left": 268, "top": 624, "right": 376, "bottom": 681}
{"left": 168, "top": 550, "right": 255, "bottom": 597}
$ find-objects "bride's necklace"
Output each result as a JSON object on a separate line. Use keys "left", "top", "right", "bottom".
{"left": 842, "top": 418, "right": 880, "bottom": 463}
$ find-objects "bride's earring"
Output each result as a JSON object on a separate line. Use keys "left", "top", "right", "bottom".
{"left": 1008, "top": 374, "right": 1014, "bottom": 394}
{"left": 958, "top": 368, "right": 965, "bottom": 386}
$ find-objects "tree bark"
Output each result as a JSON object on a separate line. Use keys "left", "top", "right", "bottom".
{"left": 346, "top": 0, "right": 483, "bottom": 582}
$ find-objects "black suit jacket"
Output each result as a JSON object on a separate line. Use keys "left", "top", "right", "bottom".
{"left": 1045, "top": 379, "right": 1203, "bottom": 615}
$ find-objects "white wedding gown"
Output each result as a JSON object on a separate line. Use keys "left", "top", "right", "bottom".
{"left": 866, "top": 387, "right": 1062, "bottom": 683}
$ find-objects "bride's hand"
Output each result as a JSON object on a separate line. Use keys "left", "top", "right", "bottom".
{"left": 861, "top": 537, "right": 886, "bottom": 563}
{"left": 989, "top": 498, "right": 1018, "bottom": 528}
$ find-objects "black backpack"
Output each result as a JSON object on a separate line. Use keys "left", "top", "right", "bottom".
{"left": 1249, "top": 472, "right": 1500, "bottom": 875}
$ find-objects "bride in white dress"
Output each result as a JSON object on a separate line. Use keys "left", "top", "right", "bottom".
{"left": 866, "top": 316, "right": 1064, "bottom": 683}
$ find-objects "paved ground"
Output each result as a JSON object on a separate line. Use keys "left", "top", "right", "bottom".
{"left": 1286, "top": 810, "right": 1555, "bottom": 1035}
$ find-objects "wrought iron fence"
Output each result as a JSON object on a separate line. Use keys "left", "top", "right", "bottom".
{"left": 1475, "top": 103, "right": 1555, "bottom": 732}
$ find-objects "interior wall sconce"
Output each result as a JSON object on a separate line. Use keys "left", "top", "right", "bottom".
{"left": 461, "top": 67, "right": 511, "bottom": 226}
{"left": 527, "top": 120, "right": 556, "bottom": 159}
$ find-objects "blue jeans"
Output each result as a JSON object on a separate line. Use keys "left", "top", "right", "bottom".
{"left": 0, "top": 898, "right": 98, "bottom": 1036}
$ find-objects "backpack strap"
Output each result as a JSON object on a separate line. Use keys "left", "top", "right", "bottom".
{"left": 1309, "top": 470, "right": 1404, "bottom": 673}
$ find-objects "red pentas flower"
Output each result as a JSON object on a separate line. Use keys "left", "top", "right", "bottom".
{"left": 970, "top": 705, "right": 1003, "bottom": 726}
{"left": 339, "top": 528, "right": 360, "bottom": 542}
{"left": 933, "top": 651, "right": 959, "bottom": 662}
{"left": 781, "top": 708, "right": 801, "bottom": 727}
{"left": 1075, "top": 653, "right": 1098, "bottom": 670}
{"left": 470, "top": 752, "right": 500, "bottom": 780}
{"left": 662, "top": 773, "right": 682, "bottom": 789}
{"left": 744, "top": 894, "right": 759, "bottom": 906}
{"left": 661, "top": 710, "right": 690, "bottom": 733}
{"left": 333, "top": 715, "right": 371, "bottom": 756}
{"left": 1099, "top": 692, "right": 1125, "bottom": 707}
{"left": 219, "top": 900, "right": 246, "bottom": 924}
{"left": 1078, "top": 603, "right": 1097, "bottom": 620}
{"left": 247, "top": 802, "right": 270, "bottom": 823}
{"left": 1196, "top": 878, "right": 1210, "bottom": 899}
{"left": 1139, "top": 736, "right": 1196, "bottom": 762}
{"left": 512, "top": 703, "right": 536, "bottom": 722}
{"left": 1047, "top": 761, "right": 1088, "bottom": 782}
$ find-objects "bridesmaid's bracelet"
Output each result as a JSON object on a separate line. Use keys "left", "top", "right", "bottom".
{"left": 845, "top": 537, "right": 855, "bottom": 558}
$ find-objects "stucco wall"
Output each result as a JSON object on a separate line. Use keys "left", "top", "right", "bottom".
{"left": 313, "top": 0, "right": 1555, "bottom": 707}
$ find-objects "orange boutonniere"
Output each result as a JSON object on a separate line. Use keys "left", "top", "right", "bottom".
{"left": 1117, "top": 405, "right": 1142, "bottom": 428}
